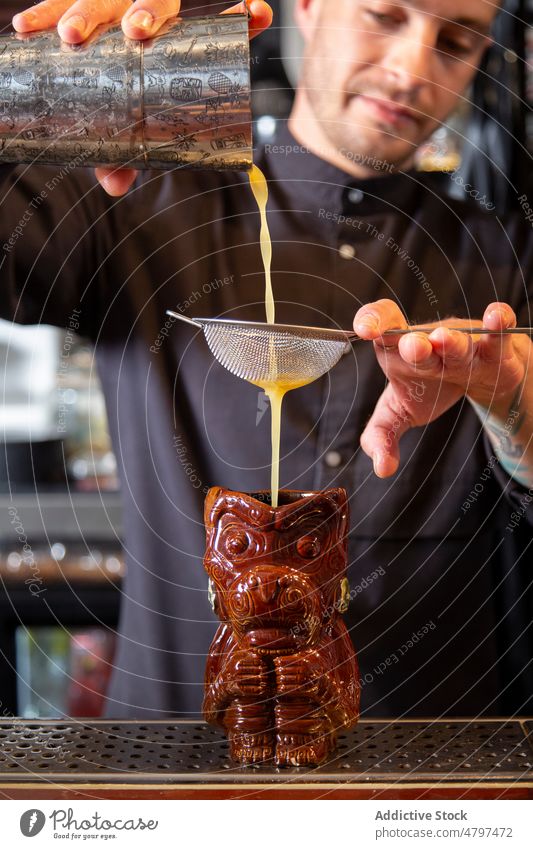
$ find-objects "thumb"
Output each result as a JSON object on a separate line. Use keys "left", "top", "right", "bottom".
{"left": 222, "top": 1, "right": 273, "bottom": 39}
{"left": 360, "top": 383, "right": 414, "bottom": 478}
{"left": 94, "top": 166, "right": 138, "bottom": 197}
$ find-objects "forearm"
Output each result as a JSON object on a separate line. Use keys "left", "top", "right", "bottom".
{"left": 469, "top": 371, "right": 533, "bottom": 488}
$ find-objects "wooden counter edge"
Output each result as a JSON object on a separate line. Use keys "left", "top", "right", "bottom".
{"left": 1, "top": 781, "right": 532, "bottom": 801}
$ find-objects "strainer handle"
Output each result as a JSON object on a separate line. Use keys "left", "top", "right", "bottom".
{"left": 382, "top": 327, "right": 533, "bottom": 336}
{"left": 166, "top": 311, "right": 203, "bottom": 329}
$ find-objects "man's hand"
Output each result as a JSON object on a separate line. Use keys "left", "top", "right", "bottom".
{"left": 12, "top": 0, "right": 273, "bottom": 197}
{"left": 353, "top": 299, "right": 532, "bottom": 480}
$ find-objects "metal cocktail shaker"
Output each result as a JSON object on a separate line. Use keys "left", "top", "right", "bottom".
{"left": 0, "top": 13, "right": 252, "bottom": 170}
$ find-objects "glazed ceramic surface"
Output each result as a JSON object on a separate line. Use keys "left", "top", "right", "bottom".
{"left": 203, "top": 487, "right": 360, "bottom": 767}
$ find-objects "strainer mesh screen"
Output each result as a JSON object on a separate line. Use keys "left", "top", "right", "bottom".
{"left": 202, "top": 322, "right": 350, "bottom": 383}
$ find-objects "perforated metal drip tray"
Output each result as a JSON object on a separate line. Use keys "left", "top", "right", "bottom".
{"left": 0, "top": 720, "right": 532, "bottom": 785}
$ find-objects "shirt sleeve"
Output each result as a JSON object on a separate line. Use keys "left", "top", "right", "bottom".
{"left": 0, "top": 162, "right": 115, "bottom": 340}
{"left": 483, "top": 211, "right": 533, "bottom": 526}
{"left": 483, "top": 432, "right": 533, "bottom": 526}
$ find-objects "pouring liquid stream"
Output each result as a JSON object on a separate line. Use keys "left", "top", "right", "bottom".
{"left": 248, "top": 164, "right": 275, "bottom": 325}
{"left": 248, "top": 165, "right": 314, "bottom": 508}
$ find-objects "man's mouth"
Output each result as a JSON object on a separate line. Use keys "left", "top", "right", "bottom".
{"left": 355, "top": 94, "right": 420, "bottom": 126}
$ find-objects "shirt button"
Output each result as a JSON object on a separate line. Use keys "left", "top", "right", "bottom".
{"left": 339, "top": 244, "right": 356, "bottom": 260}
{"left": 325, "top": 450, "right": 343, "bottom": 468}
{"left": 347, "top": 188, "right": 364, "bottom": 204}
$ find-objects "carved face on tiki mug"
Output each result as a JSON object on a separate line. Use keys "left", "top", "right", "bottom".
{"left": 203, "top": 487, "right": 360, "bottom": 768}
{"left": 204, "top": 488, "right": 350, "bottom": 654}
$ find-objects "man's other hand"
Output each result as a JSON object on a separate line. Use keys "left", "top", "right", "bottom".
{"left": 353, "top": 299, "right": 529, "bottom": 478}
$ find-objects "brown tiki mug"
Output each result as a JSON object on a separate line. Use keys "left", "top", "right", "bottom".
{"left": 203, "top": 487, "right": 360, "bottom": 767}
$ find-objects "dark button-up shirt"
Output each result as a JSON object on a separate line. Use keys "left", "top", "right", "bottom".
{"left": 1, "top": 123, "right": 532, "bottom": 718}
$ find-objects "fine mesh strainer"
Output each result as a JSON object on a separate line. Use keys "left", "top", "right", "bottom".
{"left": 167, "top": 313, "right": 352, "bottom": 383}
{"left": 166, "top": 311, "right": 533, "bottom": 384}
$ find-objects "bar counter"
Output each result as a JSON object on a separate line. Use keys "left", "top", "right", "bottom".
{"left": 0, "top": 718, "right": 531, "bottom": 800}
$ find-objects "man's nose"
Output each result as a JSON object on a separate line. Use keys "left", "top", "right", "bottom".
{"left": 383, "top": 22, "right": 435, "bottom": 94}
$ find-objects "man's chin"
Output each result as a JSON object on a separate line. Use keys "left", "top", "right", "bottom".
{"left": 337, "top": 102, "right": 422, "bottom": 167}
{"left": 338, "top": 133, "right": 417, "bottom": 173}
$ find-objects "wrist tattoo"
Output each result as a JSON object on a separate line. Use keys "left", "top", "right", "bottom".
{"left": 474, "top": 380, "right": 532, "bottom": 484}
{"left": 475, "top": 380, "right": 525, "bottom": 448}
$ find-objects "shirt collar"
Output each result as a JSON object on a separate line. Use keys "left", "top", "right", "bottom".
{"left": 262, "top": 120, "right": 445, "bottom": 217}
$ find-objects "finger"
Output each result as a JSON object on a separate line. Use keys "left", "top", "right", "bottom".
{"left": 122, "top": 0, "right": 181, "bottom": 40}
{"left": 353, "top": 298, "right": 407, "bottom": 341}
{"left": 360, "top": 384, "right": 412, "bottom": 477}
{"left": 427, "top": 326, "right": 473, "bottom": 367}
{"left": 13, "top": 0, "right": 74, "bottom": 32}
{"left": 94, "top": 166, "right": 138, "bottom": 196}
{"left": 479, "top": 302, "right": 517, "bottom": 364}
{"left": 57, "top": 0, "right": 132, "bottom": 43}
{"left": 397, "top": 332, "right": 441, "bottom": 371}
{"left": 222, "top": 1, "right": 273, "bottom": 40}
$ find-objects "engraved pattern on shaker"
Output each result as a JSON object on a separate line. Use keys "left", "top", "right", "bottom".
{"left": 0, "top": 15, "right": 252, "bottom": 170}
{"left": 169, "top": 77, "right": 202, "bottom": 103}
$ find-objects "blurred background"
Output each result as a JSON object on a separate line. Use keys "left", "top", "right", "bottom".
{"left": 0, "top": 0, "right": 530, "bottom": 719}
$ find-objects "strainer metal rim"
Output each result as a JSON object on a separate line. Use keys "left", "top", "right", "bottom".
{"left": 166, "top": 312, "right": 533, "bottom": 338}
{"left": 166, "top": 312, "right": 357, "bottom": 343}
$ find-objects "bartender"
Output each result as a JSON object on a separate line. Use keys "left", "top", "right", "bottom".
{"left": 3, "top": 0, "right": 532, "bottom": 718}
